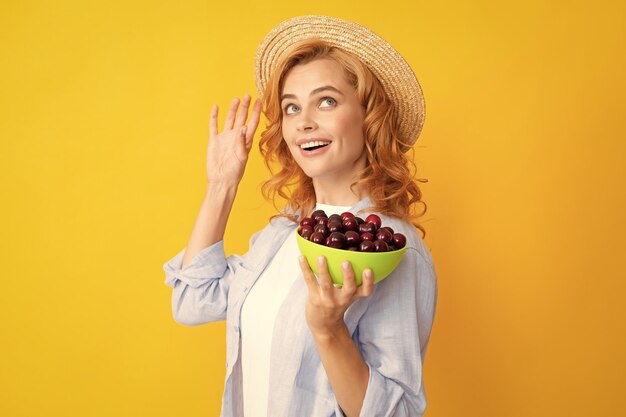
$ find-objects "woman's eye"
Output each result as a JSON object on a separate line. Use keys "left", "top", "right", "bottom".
{"left": 320, "top": 97, "right": 337, "bottom": 108}
{"left": 284, "top": 104, "right": 299, "bottom": 114}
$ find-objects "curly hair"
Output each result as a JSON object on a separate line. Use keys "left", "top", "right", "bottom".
{"left": 258, "top": 39, "right": 428, "bottom": 237}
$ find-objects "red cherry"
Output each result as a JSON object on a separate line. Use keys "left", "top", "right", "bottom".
{"left": 340, "top": 211, "right": 355, "bottom": 222}
{"left": 310, "top": 231, "right": 326, "bottom": 245}
{"left": 345, "top": 230, "right": 361, "bottom": 246}
{"left": 300, "top": 217, "right": 316, "bottom": 227}
{"left": 327, "top": 232, "right": 346, "bottom": 249}
{"left": 327, "top": 219, "right": 343, "bottom": 233}
{"left": 364, "top": 214, "right": 382, "bottom": 229}
{"left": 343, "top": 217, "right": 358, "bottom": 231}
{"left": 373, "top": 240, "right": 389, "bottom": 252}
{"left": 381, "top": 226, "right": 394, "bottom": 235}
{"left": 314, "top": 224, "right": 329, "bottom": 237}
{"left": 328, "top": 214, "right": 342, "bottom": 223}
{"left": 316, "top": 216, "right": 329, "bottom": 226}
{"left": 359, "top": 240, "right": 376, "bottom": 252}
{"left": 375, "top": 228, "right": 393, "bottom": 244}
{"left": 360, "top": 232, "right": 374, "bottom": 242}
{"left": 358, "top": 222, "right": 376, "bottom": 234}
{"left": 298, "top": 225, "right": 313, "bottom": 236}
{"left": 311, "top": 210, "right": 327, "bottom": 221}
{"left": 392, "top": 233, "right": 407, "bottom": 249}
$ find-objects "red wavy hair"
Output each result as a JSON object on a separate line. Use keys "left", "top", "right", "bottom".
{"left": 259, "top": 39, "right": 428, "bottom": 236}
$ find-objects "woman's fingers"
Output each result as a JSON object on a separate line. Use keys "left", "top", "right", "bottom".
{"left": 234, "top": 125, "right": 248, "bottom": 159}
{"left": 233, "top": 94, "right": 252, "bottom": 129}
{"left": 213, "top": 95, "right": 260, "bottom": 141}
{"left": 340, "top": 261, "right": 357, "bottom": 294}
{"left": 299, "top": 255, "right": 372, "bottom": 298}
{"left": 356, "top": 269, "right": 375, "bottom": 298}
{"left": 244, "top": 98, "right": 262, "bottom": 149}
{"left": 299, "top": 255, "right": 318, "bottom": 292}
{"left": 209, "top": 104, "right": 219, "bottom": 137}
{"left": 316, "top": 256, "right": 335, "bottom": 292}
{"left": 223, "top": 97, "right": 240, "bottom": 130}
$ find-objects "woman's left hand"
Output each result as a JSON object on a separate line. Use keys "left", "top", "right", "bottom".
{"left": 299, "top": 255, "right": 375, "bottom": 338}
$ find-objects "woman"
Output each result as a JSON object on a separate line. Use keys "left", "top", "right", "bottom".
{"left": 163, "top": 15, "right": 438, "bottom": 417}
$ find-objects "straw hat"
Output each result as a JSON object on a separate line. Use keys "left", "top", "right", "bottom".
{"left": 254, "top": 15, "right": 426, "bottom": 147}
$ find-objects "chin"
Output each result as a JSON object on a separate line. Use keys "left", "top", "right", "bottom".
{"left": 300, "top": 168, "right": 322, "bottom": 180}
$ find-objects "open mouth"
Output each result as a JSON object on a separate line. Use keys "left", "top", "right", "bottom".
{"left": 300, "top": 140, "right": 331, "bottom": 151}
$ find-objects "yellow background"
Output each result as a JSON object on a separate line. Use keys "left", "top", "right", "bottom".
{"left": 1, "top": 0, "right": 624, "bottom": 416}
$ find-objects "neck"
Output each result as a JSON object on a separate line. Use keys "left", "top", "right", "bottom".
{"left": 313, "top": 178, "right": 365, "bottom": 206}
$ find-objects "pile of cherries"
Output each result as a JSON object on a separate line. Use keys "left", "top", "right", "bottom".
{"left": 298, "top": 210, "right": 407, "bottom": 252}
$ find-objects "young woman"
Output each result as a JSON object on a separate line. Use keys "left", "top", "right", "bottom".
{"left": 164, "top": 15, "right": 438, "bottom": 417}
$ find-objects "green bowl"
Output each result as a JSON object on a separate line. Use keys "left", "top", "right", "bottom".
{"left": 296, "top": 231, "right": 407, "bottom": 286}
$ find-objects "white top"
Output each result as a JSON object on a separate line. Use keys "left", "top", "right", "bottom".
{"left": 240, "top": 203, "right": 351, "bottom": 417}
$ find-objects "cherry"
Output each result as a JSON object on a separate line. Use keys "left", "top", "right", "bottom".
{"left": 328, "top": 214, "right": 342, "bottom": 223}
{"left": 359, "top": 240, "right": 376, "bottom": 252}
{"left": 375, "top": 228, "right": 393, "bottom": 244}
{"left": 314, "top": 224, "right": 329, "bottom": 237}
{"left": 392, "top": 233, "right": 407, "bottom": 249}
{"left": 359, "top": 222, "right": 376, "bottom": 234}
{"left": 344, "top": 230, "right": 361, "bottom": 246}
{"left": 311, "top": 210, "right": 327, "bottom": 221}
{"left": 373, "top": 240, "right": 389, "bottom": 252}
{"left": 381, "top": 226, "right": 394, "bottom": 235}
{"left": 300, "top": 217, "right": 316, "bottom": 227}
{"left": 364, "top": 214, "right": 382, "bottom": 229}
{"left": 341, "top": 211, "right": 355, "bottom": 222}
{"left": 298, "top": 225, "right": 313, "bottom": 236}
{"left": 360, "top": 232, "right": 374, "bottom": 242}
{"left": 317, "top": 216, "right": 329, "bottom": 226}
{"left": 343, "top": 217, "right": 358, "bottom": 231}
{"left": 310, "top": 231, "right": 326, "bottom": 244}
{"left": 327, "top": 219, "right": 343, "bottom": 233}
{"left": 327, "top": 232, "right": 346, "bottom": 249}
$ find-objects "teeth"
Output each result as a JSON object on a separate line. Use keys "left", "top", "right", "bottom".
{"left": 300, "top": 140, "right": 330, "bottom": 150}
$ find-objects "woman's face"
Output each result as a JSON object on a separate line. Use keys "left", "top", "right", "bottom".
{"left": 280, "top": 58, "right": 366, "bottom": 184}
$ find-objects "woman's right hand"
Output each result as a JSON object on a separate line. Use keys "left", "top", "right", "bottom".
{"left": 206, "top": 94, "right": 262, "bottom": 187}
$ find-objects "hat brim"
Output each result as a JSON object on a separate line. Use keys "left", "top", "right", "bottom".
{"left": 254, "top": 15, "right": 425, "bottom": 146}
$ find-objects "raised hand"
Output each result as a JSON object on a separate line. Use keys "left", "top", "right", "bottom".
{"left": 207, "top": 94, "right": 262, "bottom": 187}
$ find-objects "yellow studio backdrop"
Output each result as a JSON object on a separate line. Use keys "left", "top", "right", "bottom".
{"left": 1, "top": 0, "right": 624, "bottom": 416}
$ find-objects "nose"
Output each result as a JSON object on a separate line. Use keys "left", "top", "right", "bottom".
{"left": 296, "top": 108, "right": 318, "bottom": 132}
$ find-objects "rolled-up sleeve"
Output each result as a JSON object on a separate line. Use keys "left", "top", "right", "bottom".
{"left": 164, "top": 241, "right": 229, "bottom": 288}
{"left": 163, "top": 240, "right": 238, "bottom": 326}
{"left": 350, "top": 247, "right": 438, "bottom": 417}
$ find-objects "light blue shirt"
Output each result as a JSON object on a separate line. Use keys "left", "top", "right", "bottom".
{"left": 163, "top": 197, "right": 438, "bottom": 417}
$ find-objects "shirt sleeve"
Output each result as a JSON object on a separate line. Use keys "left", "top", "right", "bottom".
{"left": 344, "top": 247, "right": 438, "bottom": 417}
{"left": 162, "top": 228, "right": 265, "bottom": 326}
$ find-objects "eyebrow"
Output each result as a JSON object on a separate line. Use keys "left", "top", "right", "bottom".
{"left": 280, "top": 85, "right": 344, "bottom": 102}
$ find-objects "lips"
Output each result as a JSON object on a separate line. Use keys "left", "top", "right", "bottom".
{"left": 296, "top": 137, "right": 332, "bottom": 154}
{"left": 300, "top": 140, "right": 330, "bottom": 151}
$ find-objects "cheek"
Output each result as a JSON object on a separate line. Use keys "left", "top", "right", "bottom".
{"left": 281, "top": 136, "right": 299, "bottom": 158}
{"left": 335, "top": 110, "right": 363, "bottom": 135}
